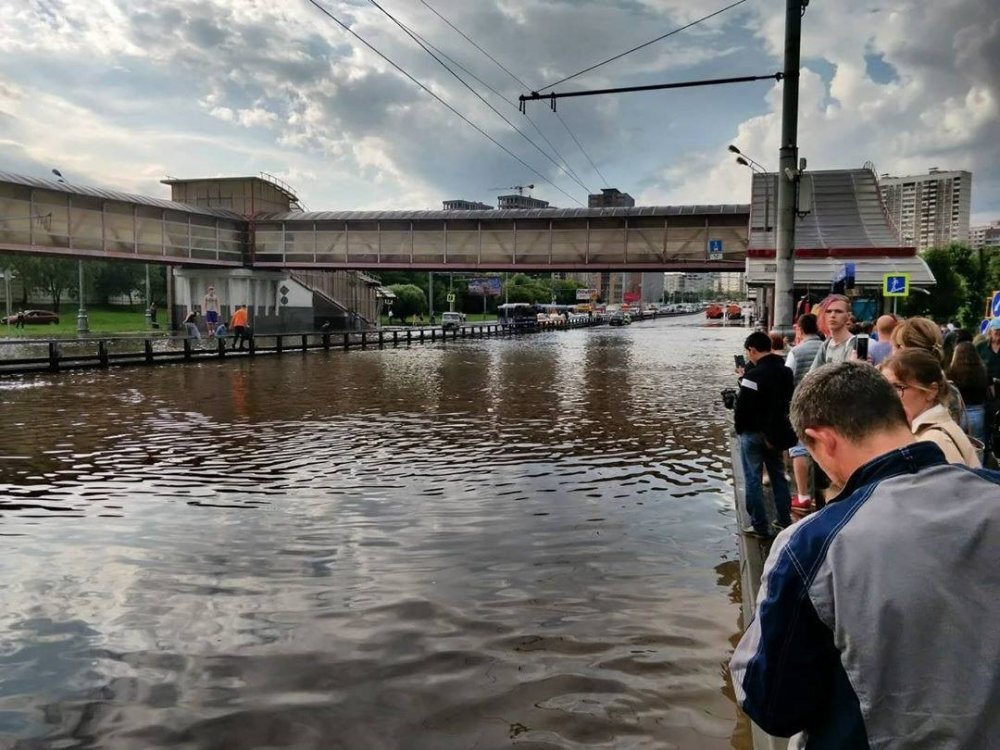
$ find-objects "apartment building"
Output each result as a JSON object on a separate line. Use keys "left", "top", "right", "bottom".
{"left": 879, "top": 168, "right": 971, "bottom": 250}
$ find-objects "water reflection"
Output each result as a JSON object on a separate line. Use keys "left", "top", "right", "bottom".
{"left": 0, "top": 318, "right": 752, "bottom": 748}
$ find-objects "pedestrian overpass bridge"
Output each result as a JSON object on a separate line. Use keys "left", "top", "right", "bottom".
{"left": 0, "top": 172, "right": 748, "bottom": 272}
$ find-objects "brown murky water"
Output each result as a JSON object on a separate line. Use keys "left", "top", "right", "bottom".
{"left": 0, "top": 318, "right": 751, "bottom": 749}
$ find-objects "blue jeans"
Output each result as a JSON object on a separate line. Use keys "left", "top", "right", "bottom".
{"left": 740, "top": 432, "right": 793, "bottom": 532}
{"left": 963, "top": 405, "right": 986, "bottom": 446}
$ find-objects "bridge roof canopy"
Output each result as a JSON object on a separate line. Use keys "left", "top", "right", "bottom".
{"left": 748, "top": 167, "right": 911, "bottom": 252}
{"left": 256, "top": 204, "right": 750, "bottom": 222}
{"left": 0, "top": 171, "right": 245, "bottom": 221}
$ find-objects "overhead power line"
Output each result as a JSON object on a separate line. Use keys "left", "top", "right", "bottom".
{"left": 303, "top": 0, "right": 584, "bottom": 207}
{"left": 536, "top": 0, "right": 750, "bottom": 92}
{"left": 554, "top": 111, "right": 609, "bottom": 188}
{"left": 415, "top": 0, "right": 608, "bottom": 189}
{"left": 367, "top": 1, "right": 590, "bottom": 193}
{"left": 418, "top": 0, "right": 530, "bottom": 90}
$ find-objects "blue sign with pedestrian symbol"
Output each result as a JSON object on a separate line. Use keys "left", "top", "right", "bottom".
{"left": 883, "top": 273, "right": 910, "bottom": 297}
{"left": 707, "top": 239, "right": 723, "bottom": 260}
{"left": 991, "top": 291, "right": 1000, "bottom": 318}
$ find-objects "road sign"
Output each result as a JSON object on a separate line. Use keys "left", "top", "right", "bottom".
{"left": 883, "top": 273, "right": 910, "bottom": 297}
{"left": 446, "top": 293, "right": 455, "bottom": 303}
{"left": 982, "top": 319, "right": 991, "bottom": 335}
{"left": 575, "top": 288, "right": 594, "bottom": 301}
{"left": 707, "top": 239, "right": 723, "bottom": 260}
{"left": 991, "top": 290, "right": 1000, "bottom": 317}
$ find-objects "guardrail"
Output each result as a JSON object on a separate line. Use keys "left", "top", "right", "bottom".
{"left": 0, "top": 314, "right": 627, "bottom": 376}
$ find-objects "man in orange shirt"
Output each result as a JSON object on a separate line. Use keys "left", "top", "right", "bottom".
{"left": 230, "top": 305, "right": 249, "bottom": 350}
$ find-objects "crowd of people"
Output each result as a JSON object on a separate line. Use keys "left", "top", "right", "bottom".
{"left": 728, "top": 295, "right": 1000, "bottom": 746}
{"left": 734, "top": 296, "right": 998, "bottom": 537}
{"left": 182, "top": 303, "right": 251, "bottom": 350}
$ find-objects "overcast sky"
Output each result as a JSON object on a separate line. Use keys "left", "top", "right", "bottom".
{"left": 1, "top": 0, "right": 997, "bottom": 224}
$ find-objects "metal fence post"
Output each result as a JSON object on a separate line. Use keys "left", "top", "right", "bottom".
{"left": 144, "top": 339, "right": 154, "bottom": 363}
{"left": 276, "top": 335, "right": 283, "bottom": 355}
{"left": 183, "top": 338, "right": 192, "bottom": 360}
{"left": 48, "top": 342, "right": 59, "bottom": 372}
{"left": 98, "top": 340, "right": 109, "bottom": 368}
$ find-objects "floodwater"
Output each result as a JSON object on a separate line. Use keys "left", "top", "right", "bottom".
{"left": 0, "top": 317, "right": 751, "bottom": 749}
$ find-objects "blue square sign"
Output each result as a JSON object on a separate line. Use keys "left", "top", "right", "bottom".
{"left": 883, "top": 273, "right": 910, "bottom": 297}
{"left": 708, "top": 239, "right": 723, "bottom": 260}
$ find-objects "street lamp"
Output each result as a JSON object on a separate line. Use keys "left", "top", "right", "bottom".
{"left": 54, "top": 168, "right": 90, "bottom": 334}
{"left": 730, "top": 146, "right": 772, "bottom": 232}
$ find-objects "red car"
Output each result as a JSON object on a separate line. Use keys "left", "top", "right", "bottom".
{"left": 3, "top": 309, "right": 60, "bottom": 325}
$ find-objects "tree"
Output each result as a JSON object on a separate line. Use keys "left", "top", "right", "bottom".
{"left": 91, "top": 262, "right": 143, "bottom": 305}
{"left": 902, "top": 247, "right": 964, "bottom": 321}
{"left": 504, "top": 273, "right": 552, "bottom": 304}
{"left": 387, "top": 283, "right": 426, "bottom": 322}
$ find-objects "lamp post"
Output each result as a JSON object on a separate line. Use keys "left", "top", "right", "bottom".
{"left": 144, "top": 264, "right": 152, "bottom": 327}
{"left": 52, "top": 168, "right": 90, "bottom": 335}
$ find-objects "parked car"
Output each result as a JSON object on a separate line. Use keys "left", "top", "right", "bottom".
{"left": 3, "top": 309, "right": 60, "bottom": 325}
{"left": 441, "top": 311, "right": 467, "bottom": 330}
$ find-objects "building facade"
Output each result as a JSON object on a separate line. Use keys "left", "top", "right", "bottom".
{"left": 442, "top": 200, "right": 492, "bottom": 211}
{"left": 588, "top": 188, "right": 635, "bottom": 208}
{"left": 879, "top": 168, "right": 972, "bottom": 250}
{"left": 497, "top": 194, "right": 550, "bottom": 209}
{"left": 970, "top": 220, "right": 1000, "bottom": 250}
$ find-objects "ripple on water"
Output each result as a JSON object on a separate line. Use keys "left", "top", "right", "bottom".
{"left": 0, "top": 319, "right": 752, "bottom": 748}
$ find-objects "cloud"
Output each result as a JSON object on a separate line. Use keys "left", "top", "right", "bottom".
{"left": 0, "top": 0, "right": 995, "bottom": 220}
{"left": 642, "top": 0, "right": 1000, "bottom": 221}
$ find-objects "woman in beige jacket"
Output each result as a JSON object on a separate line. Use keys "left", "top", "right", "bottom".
{"left": 882, "top": 349, "right": 981, "bottom": 468}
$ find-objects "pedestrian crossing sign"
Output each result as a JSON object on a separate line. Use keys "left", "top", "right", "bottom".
{"left": 883, "top": 273, "right": 910, "bottom": 297}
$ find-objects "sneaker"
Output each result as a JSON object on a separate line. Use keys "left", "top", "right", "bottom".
{"left": 741, "top": 524, "right": 774, "bottom": 539}
{"left": 791, "top": 495, "right": 815, "bottom": 511}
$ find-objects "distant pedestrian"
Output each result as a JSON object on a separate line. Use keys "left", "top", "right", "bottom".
{"left": 230, "top": 305, "right": 249, "bottom": 350}
{"left": 182, "top": 310, "right": 201, "bottom": 340}
{"left": 203, "top": 286, "right": 220, "bottom": 336}
{"left": 214, "top": 322, "right": 227, "bottom": 340}
{"left": 15, "top": 310, "right": 25, "bottom": 329}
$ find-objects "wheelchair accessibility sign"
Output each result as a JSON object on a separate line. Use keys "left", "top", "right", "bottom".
{"left": 883, "top": 273, "right": 910, "bottom": 297}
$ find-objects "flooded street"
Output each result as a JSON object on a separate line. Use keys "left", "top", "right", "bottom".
{"left": 0, "top": 317, "right": 751, "bottom": 749}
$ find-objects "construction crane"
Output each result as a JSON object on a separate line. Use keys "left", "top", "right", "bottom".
{"left": 490, "top": 184, "right": 535, "bottom": 196}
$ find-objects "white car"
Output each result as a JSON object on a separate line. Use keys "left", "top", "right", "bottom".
{"left": 441, "top": 311, "right": 467, "bottom": 330}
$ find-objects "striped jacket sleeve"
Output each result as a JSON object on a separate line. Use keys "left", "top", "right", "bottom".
{"left": 730, "top": 533, "right": 839, "bottom": 737}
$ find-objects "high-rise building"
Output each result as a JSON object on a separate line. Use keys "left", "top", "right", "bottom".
{"left": 588, "top": 188, "right": 635, "bottom": 208}
{"left": 879, "top": 168, "right": 972, "bottom": 250}
{"left": 970, "top": 220, "right": 1000, "bottom": 250}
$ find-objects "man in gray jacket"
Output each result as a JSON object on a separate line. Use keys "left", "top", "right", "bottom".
{"left": 730, "top": 362, "right": 1000, "bottom": 747}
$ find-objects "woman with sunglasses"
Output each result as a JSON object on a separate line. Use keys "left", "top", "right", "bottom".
{"left": 882, "top": 349, "right": 981, "bottom": 468}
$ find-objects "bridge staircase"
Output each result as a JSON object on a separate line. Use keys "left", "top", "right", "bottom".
{"left": 290, "top": 270, "right": 381, "bottom": 329}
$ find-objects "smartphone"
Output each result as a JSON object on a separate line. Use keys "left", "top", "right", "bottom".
{"left": 855, "top": 334, "right": 869, "bottom": 360}
{"left": 734, "top": 354, "right": 746, "bottom": 369}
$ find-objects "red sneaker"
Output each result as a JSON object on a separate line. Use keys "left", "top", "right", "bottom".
{"left": 791, "top": 495, "right": 815, "bottom": 511}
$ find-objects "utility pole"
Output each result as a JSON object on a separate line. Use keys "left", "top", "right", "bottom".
{"left": 428, "top": 271, "right": 434, "bottom": 321}
{"left": 773, "top": 0, "right": 807, "bottom": 336}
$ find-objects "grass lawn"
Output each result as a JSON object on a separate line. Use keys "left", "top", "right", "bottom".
{"left": 1, "top": 305, "right": 159, "bottom": 338}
